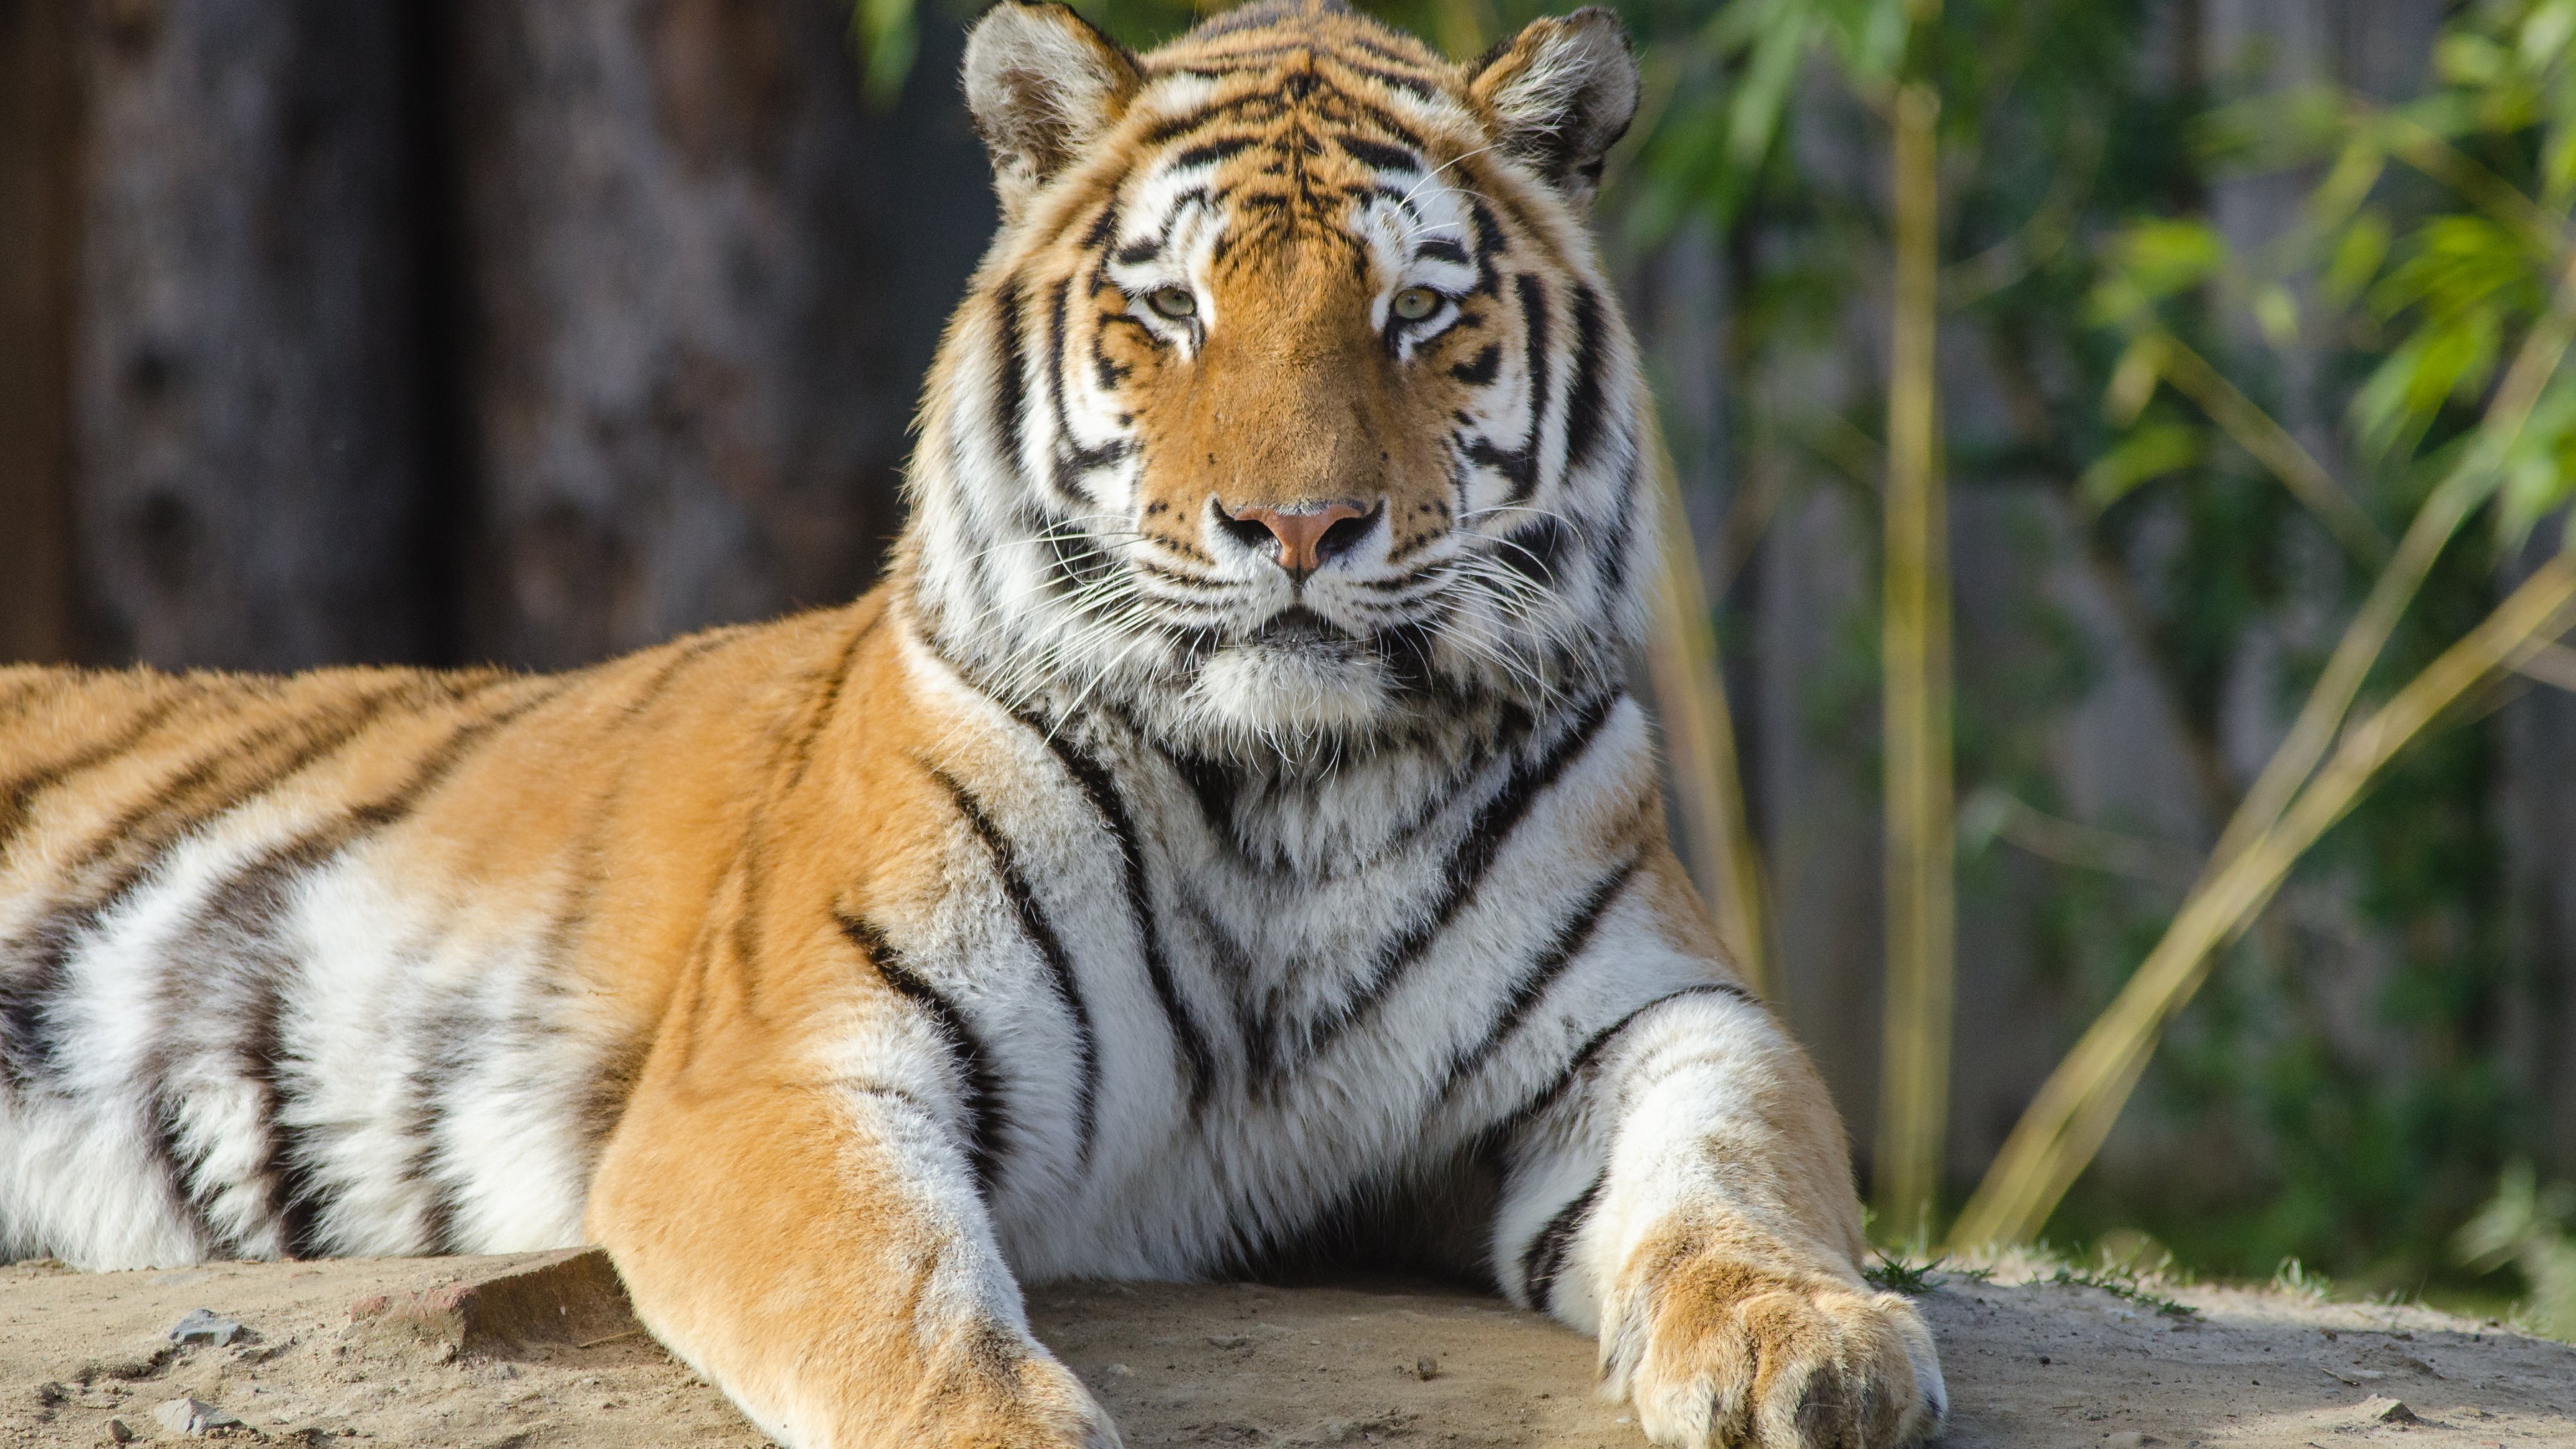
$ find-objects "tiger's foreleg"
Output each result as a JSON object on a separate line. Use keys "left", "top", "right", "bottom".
{"left": 1495, "top": 989, "right": 1945, "bottom": 1449}
{"left": 584, "top": 977, "right": 1116, "bottom": 1449}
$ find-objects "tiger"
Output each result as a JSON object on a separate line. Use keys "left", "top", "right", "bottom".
{"left": 0, "top": 1, "right": 1945, "bottom": 1445}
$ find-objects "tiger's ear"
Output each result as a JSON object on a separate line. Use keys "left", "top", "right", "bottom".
{"left": 1467, "top": 7, "right": 1638, "bottom": 203}
{"left": 963, "top": 1, "right": 1142, "bottom": 221}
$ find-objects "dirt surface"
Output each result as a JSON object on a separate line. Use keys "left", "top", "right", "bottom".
{"left": 3, "top": 1250, "right": 2571, "bottom": 1447}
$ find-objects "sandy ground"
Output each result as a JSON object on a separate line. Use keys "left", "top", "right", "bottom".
{"left": 3, "top": 1250, "right": 2571, "bottom": 1448}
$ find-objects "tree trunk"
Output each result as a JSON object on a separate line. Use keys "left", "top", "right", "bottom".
{"left": 71, "top": 0, "right": 431, "bottom": 669}
{"left": 449, "top": 0, "right": 992, "bottom": 670}
{"left": 0, "top": 0, "right": 78, "bottom": 665}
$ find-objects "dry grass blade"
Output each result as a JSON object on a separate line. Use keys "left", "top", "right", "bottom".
{"left": 1951, "top": 553, "right": 2576, "bottom": 1248}
{"left": 1644, "top": 423, "right": 1775, "bottom": 1000}
{"left": 1875, "top": 78, "right": 1954, "bottom": 1243}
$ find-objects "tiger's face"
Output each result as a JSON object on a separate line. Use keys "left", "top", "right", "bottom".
{"left": 908, "top": 0, "right": 1648, "bottom": 757}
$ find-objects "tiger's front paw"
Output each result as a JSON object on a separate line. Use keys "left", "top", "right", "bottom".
{"left": 892, "top": 1325, "right": 1124, "bottom": 1449}
{"left": 1599, "top": 1231, "right": 1945, "bottom": 1449}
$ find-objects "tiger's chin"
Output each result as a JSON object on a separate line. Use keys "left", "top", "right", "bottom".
{"left": 1173, "top": 639, "right": 1395, "bottom": 751}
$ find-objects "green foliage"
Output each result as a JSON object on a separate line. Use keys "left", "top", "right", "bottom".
{"left": 2457, "top": 1163, "right": 2576, "bottom": 1340}
{"left": 1631, "top": 0, "right": 2575, "bottom": 1294}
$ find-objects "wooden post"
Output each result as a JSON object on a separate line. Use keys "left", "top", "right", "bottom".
{"left": 71, "top": 0, "right": 431, "bottom": 668}
{"left": 0, "top": 0, "right": 78, "bottom": 664}
{"left": 448, "top": 0, "right": 988, "bottom": 669}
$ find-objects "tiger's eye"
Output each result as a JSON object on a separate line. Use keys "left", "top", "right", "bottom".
{"left": 1147, "top": 286, "right": 1197, "bottom": 319}
{"left": 1393, "top": 287, "right": 1440, "bottom": 321}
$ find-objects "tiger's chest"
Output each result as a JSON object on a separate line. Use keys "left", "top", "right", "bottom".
{"left": 898, "top": 697, "right": 1684, "bottom": 1282}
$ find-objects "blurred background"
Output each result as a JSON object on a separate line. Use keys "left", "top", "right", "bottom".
{"left": 5, "top": 0, "right": 2576, "bottom": 1324}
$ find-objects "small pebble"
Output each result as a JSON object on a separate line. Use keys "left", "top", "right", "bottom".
{"left": 1413, "top": 1355, "right": 1438, "bottom": 1381}
{"left": 103, "top": 1420, "right": 134, "bottom": 1445}
{"left": 2362, "top": 1396, "right": 2421, "bottom": 1424}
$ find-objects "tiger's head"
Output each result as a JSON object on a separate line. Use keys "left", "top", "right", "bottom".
{"left": 905, "top": 0, "right": 1650, "bottom": 759}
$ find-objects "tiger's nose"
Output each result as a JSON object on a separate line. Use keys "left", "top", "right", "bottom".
{"left": 1219, "top": 500, "right": 1377, "bottom": 577}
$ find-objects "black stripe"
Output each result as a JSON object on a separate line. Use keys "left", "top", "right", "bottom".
{"left": 400, "top": 992, "right": 480, "bottom": 1255}
{"left": 1509, "top": 274, "right": 1553, "bottom": 504}
{"left": 1329, "top": 60, "right": 1439, "bottom": 103}
{"left": 1467, "top": 200, "right": 1507, "bottom": 298}
{"left": 1013, "top": 715, "right": 1218, "bottom": 1110}
{"left": 841, "top": 914, "right": 1008, "bottom": 1195}
{"left": 1449, "top": 343, "right": 1501, "bottom": 386}
{"left": 1498, "top": 516, "right": 1571, "bottom": 585}
{"left": 1080, "top": 201, "right": 1120, "bottom": 254}
{"left": 936, "top": 772, "right": 1099, "bottom": 1167}
{"left": 1301, "top": 693, "right": 1621, "bottom": 1064}
{"left": 1440, "top": 857, "right": 1640, "bottom": 1097}
{"left": 1495, "top": 982, "right": 1760, "bottom": 1148}
{"left": 1334, "top": 134, "right": 1416, "bottom": 172}
{"left": 620, "top": 631, "right": 737, "bottom": 720}
{"left": 1173, "top": 136, "right": 1258, "bottom": 168}
{"left": 993, "top": 278, "right": 1028, "bottom": 480}
{"left": 1597, "top": 452, "right": 1642, "bottom": 602}
{"left": 1520, "top": 1171, "right": 1604, "bottom": 1313}
{"left": 1051, "top": 440, "right": 1133, "bottom": 513}
{"left": 779, "top": 611, "right": 880, "bottom": 790}
{"left": 1091, "top": 321, "right": 1132, "bottom": 392}
{"left": 1417, "top": 237, "right": 1471, "bottom": 267}
{"left": 1042, "top": 280, "right": 1086, "bottom": 511}
{"left": 0, "top": 687, "right": 204, "bottom": 857}
{"left": 1563, "top": 285, "right": 1609, "bottom": 473}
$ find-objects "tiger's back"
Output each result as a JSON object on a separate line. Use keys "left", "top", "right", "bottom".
{"left": 0, "top": 607, "right": 859, "bottom": 1266}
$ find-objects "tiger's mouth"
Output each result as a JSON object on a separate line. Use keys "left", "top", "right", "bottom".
{"left": 1246, "top": 605, "right": 1358, "bottom": 648}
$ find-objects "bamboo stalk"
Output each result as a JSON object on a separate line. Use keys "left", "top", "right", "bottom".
{"left": 2203, "top": 248, "right": 2576, "bottom": 879}
{"left": 1949, "top": 553, "right": 2576, "bottom": 1247}
{"left": 2145, "top": 329, "right": 2390, "bottom": 564}
{"left": 1874, "top": 77, "right": 1953, "bottom": 1244}
{"left": 1646, "top": 430, "right": 1776, "bottom": 1000}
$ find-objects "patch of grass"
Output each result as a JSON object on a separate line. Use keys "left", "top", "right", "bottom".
{"left": 1862, "top": 1254, "right": 1989, "bottom": 1295}
{"left": 2044, "top": 1265, "right": 2200, "bottom": 1320}
{"left": 2269, "top": 1256, "right": 2333, "bottom": 1304}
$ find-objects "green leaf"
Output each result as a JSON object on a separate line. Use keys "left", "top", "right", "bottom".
{"left": 2254, "top": 284, "right": 2301, "bottom": 350}
{"left": 853, "top": 0, "right": 919, "bottom": 110}
{"left": 2324, "top": 211, "right": 2392, "bottom": 308}
{"left": 2112, "top": 221, "right": 2227, "bottom": 301}
{"left": 2102, "top": 335, "right": 2163, "bottom": 424}
{"left": 2081, "top": 423, "right": 2202, "bottom": 509}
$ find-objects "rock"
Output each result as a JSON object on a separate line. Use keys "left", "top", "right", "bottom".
{"left": 2360, "top": 1396, "right": 2421, "bottom": 1424}
{"left": 345, "top": 1248, "right": 638, "bottom": 1356}
{"left": 166, "top": 1309, "right": 249, "bottom": 1348}
{"left": 103, "top": 1419, "right": 134, "bottom": 1444}
{"left": 150, "top": 1396, "right": 241, "bottom": 1436}
{"left": 2101, "top": 1433, "right": 2163, "bottom": 1448}
{"left": 1414, "top": 1354, "right": 1438, "bottom": 1381}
